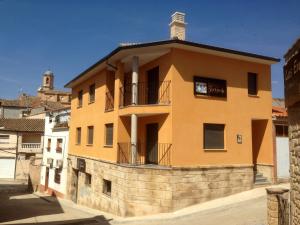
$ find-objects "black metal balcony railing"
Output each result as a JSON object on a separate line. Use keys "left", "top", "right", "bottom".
{"left": 117, "top": 142, "right": 172, "bottom": 167}
{"left": 119, "top": 81, "right": 171, "bottom": 107}
{"left": 105, "top": 90, "right": 114, "bottom": 111}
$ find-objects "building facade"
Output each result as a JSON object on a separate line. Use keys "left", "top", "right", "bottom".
{"left": 0, "top": 118, "right": 44, "bottom": 179}
{"left": 284, "top": 37, "right": 300, "bottom": 225}
{"left": 39, "top": 107, "right": 70, "bottom": 198}
{"left": 65, "top": 13, "right": 279, "bottom": 216}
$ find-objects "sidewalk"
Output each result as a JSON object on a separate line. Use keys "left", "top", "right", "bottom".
{"left": 35, "top": 183, "right": 290, "bottom": 224}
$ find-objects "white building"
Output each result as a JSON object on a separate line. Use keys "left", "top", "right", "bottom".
{"left": 40, "top": 107, "right": 70, "bottom": 198}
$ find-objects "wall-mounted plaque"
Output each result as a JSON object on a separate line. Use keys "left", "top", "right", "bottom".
{"left": 284, "top": 51, "right": 300, "bottom": 107}
{"left": 194, "top": 76, "right": 227, "bottom": 98}
{"left": 237, "top": 134, "right": 242, "bottom": 144}
{"left": 77, "top": 158, "right": 86, "bottom": 172}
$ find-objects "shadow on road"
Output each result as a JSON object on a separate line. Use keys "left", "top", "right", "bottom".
{"left": 0, "top": 191, "right": 111, "bottom": 225}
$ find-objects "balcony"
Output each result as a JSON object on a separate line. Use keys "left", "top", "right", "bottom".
{"left": 117, "top": 142, "right": 172, "bottom": 167}
{"left": 119, "top": 81, "right": 171, "bottom": 107}
{"left": 20, "top": 143, "right": 42, "bottom": 153}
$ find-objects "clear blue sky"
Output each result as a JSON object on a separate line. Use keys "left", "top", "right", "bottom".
{"left": 0, "top": 0, "right": 299, "bottom": 99}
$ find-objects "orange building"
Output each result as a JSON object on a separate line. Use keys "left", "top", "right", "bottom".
{"left": 65, "top": 12, "right": 279, "bottom": 216}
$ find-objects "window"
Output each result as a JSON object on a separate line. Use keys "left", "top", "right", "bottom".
{"left": 204, "top": 124, "right": 225, "bottom": 149}
{"left": 56, "top": 138, "right": 63, "bottom": 153}
{"left": 0, "top": 135, "right": 9, "bottom": 144}
{"left": 47, "top": 138, "right": 51, "bottom": 152}
{"left": 105, "top": 123, "right": 113, "bottom": 146}
{"left": 85, "top": 173, "right": 92, "bottom": 186}
{"left": 78, "top": 90, "right": 83, "bottom": 107}
{"left": 76, "top": 127, "right": 81, "bottom": 145}
{"left": 103, "top": 179, "right": 111, "bottom": 197}
{"left": 248, "top": 73, "right": 257, "bottom": 95}
{"left": 87, "top": 126, "right": 94, "bottom": 145}
{"left": 89, "top": 84, "right": 95, "bottom": 103}
{"left": 276, "top": 125, "right": 288, "bottom": 137}
{"left": 54, "top": 169, "right": 61, "bottom": 184}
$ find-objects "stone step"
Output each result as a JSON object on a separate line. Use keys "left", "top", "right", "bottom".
{"left": 254, "top": 180, "right": 271, "bottom": 186}
{"left": 255, "top": 176, "right": 268, "bottom": 182}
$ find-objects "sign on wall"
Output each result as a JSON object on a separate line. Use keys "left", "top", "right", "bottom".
{"left": 284, "top": 51, "right": 300, "bottom": 107}
{"left": 194, "top": 76, "right": 227, "bottom": 98}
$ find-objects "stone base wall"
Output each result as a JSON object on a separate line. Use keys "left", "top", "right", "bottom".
{"left": 256, "top": 163, "right": 274, "bottom": 183}
{"left": 67, "top": 154, "right": 254, "bottom": 217}
{"left": 288, "top": 105, "right": 300, "bottom": 225}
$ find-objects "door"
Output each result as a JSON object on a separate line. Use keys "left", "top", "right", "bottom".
{"left": 71, "top": 169, "right": 79, "bottom": 203}
{"left": 146, "top": 123, "right": 158, "bottom": 164}
{"left": 0, "top": 158, "right": 15, "bottom": 179}
{"left": 45, "top": 167, "right": 49, "bottom": 191}
{"left": 276, "top": 137, "right": 290, "bottom": 179}
{"left": 147, "top": 67, "right": 159, "bottom": 104}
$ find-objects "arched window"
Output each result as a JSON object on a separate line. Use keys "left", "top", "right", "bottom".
{"left": 46, "top": 77, "right": 49, "bottom": 84}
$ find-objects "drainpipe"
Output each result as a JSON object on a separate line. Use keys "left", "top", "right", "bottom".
{"left": 131, "top": 56, "right": 139, "bottom": 164}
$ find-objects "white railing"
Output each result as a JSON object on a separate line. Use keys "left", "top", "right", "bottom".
{"left": 21, "top": 143, "right": 41, "bottom": 149}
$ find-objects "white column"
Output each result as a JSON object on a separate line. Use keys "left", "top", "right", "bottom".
{"left": 131, "top": 114, "right": 137, "bottom": 164}
{"left": 131, "top": 56, "right": 139, "bottom": 164}
{"left": 132, "top": 56, "right": 139, "bottom": 105}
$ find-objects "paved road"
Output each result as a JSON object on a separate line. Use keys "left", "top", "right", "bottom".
{"left": 113, "top": 196, "right": 267, "bottom": 225}
{"left": 0, "top": 191, "right": 267, "bottom": 225}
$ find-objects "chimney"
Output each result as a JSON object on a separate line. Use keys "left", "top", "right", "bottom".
{"left": 169, "top": 12, "right": 186, "bottom": 40}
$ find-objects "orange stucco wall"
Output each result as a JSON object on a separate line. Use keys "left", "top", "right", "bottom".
{"left": 171, "top": 48, "right": 273, "bottom": 166}
{"left": 69, "top": 47, "right": 273, "bottom": 168}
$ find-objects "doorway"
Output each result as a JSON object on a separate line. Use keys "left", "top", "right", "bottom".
{"left": 147, "top": 67, "right": 159, "bottom": 104}
{"left": 45, "top": 167, "right": 49, "bottom": 191}
{"left": 251, "top": 120, "right": 268, "bottom": 172}
{"left": 71, "top": 169, "right": 79, "bottom": 203}
{"left": 146, "top": 123, "right": 158, "bottom": 164}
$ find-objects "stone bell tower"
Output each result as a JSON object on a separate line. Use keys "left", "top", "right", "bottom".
{"left": 42, "top": 70, "right": 54, "bottom": 91}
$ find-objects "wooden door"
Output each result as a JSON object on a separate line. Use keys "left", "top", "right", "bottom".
{"left": 71, "top": 169, "right": 79, "bottom": 203}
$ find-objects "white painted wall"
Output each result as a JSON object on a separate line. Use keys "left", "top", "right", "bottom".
{"left": 0, "top": 158, "right": 15, "bottom": 178}
{"left": 40, "top": 109, "right": 70, "bottom": 195}
{"left": 276, "top": 137, "right": 290, "bottom": 179}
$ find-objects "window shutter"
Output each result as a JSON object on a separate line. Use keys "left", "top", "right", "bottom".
{"left": 204, "top": 124, "right": 225, "bottom": 149}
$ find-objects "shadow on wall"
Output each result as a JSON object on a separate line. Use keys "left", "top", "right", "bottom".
{"left": 0, "top": 192, "right": 112, "bottom": 225}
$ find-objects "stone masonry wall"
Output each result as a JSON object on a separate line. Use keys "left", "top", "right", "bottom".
{"left": 288, "top": 104, "right": 300, "bottom": 225}
{"left": 67, "top": 154, "right": 253, "bottom": 217}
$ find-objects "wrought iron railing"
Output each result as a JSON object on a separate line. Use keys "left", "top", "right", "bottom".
{"left": 117, "top": 142, "right": 172, "bottom": 167}
{"left": 105, "top": 90, "right": 114, "bottom": 111}
{"left": 119, "top": 81, "right": 171, "bottom": 107}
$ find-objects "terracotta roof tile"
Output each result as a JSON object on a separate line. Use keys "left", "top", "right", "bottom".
{"left": 0, "top": 118, "right": 45, "bottom": 132}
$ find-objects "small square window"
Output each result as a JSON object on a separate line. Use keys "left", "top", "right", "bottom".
{"left": 103, "top": 179, "right": 111, "bottom": 197}
{"left": 85, "top": 173, "right": 92, "bottom": 186}
{"left": 204, "top": 123, "right": 225, "bottom": 149}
